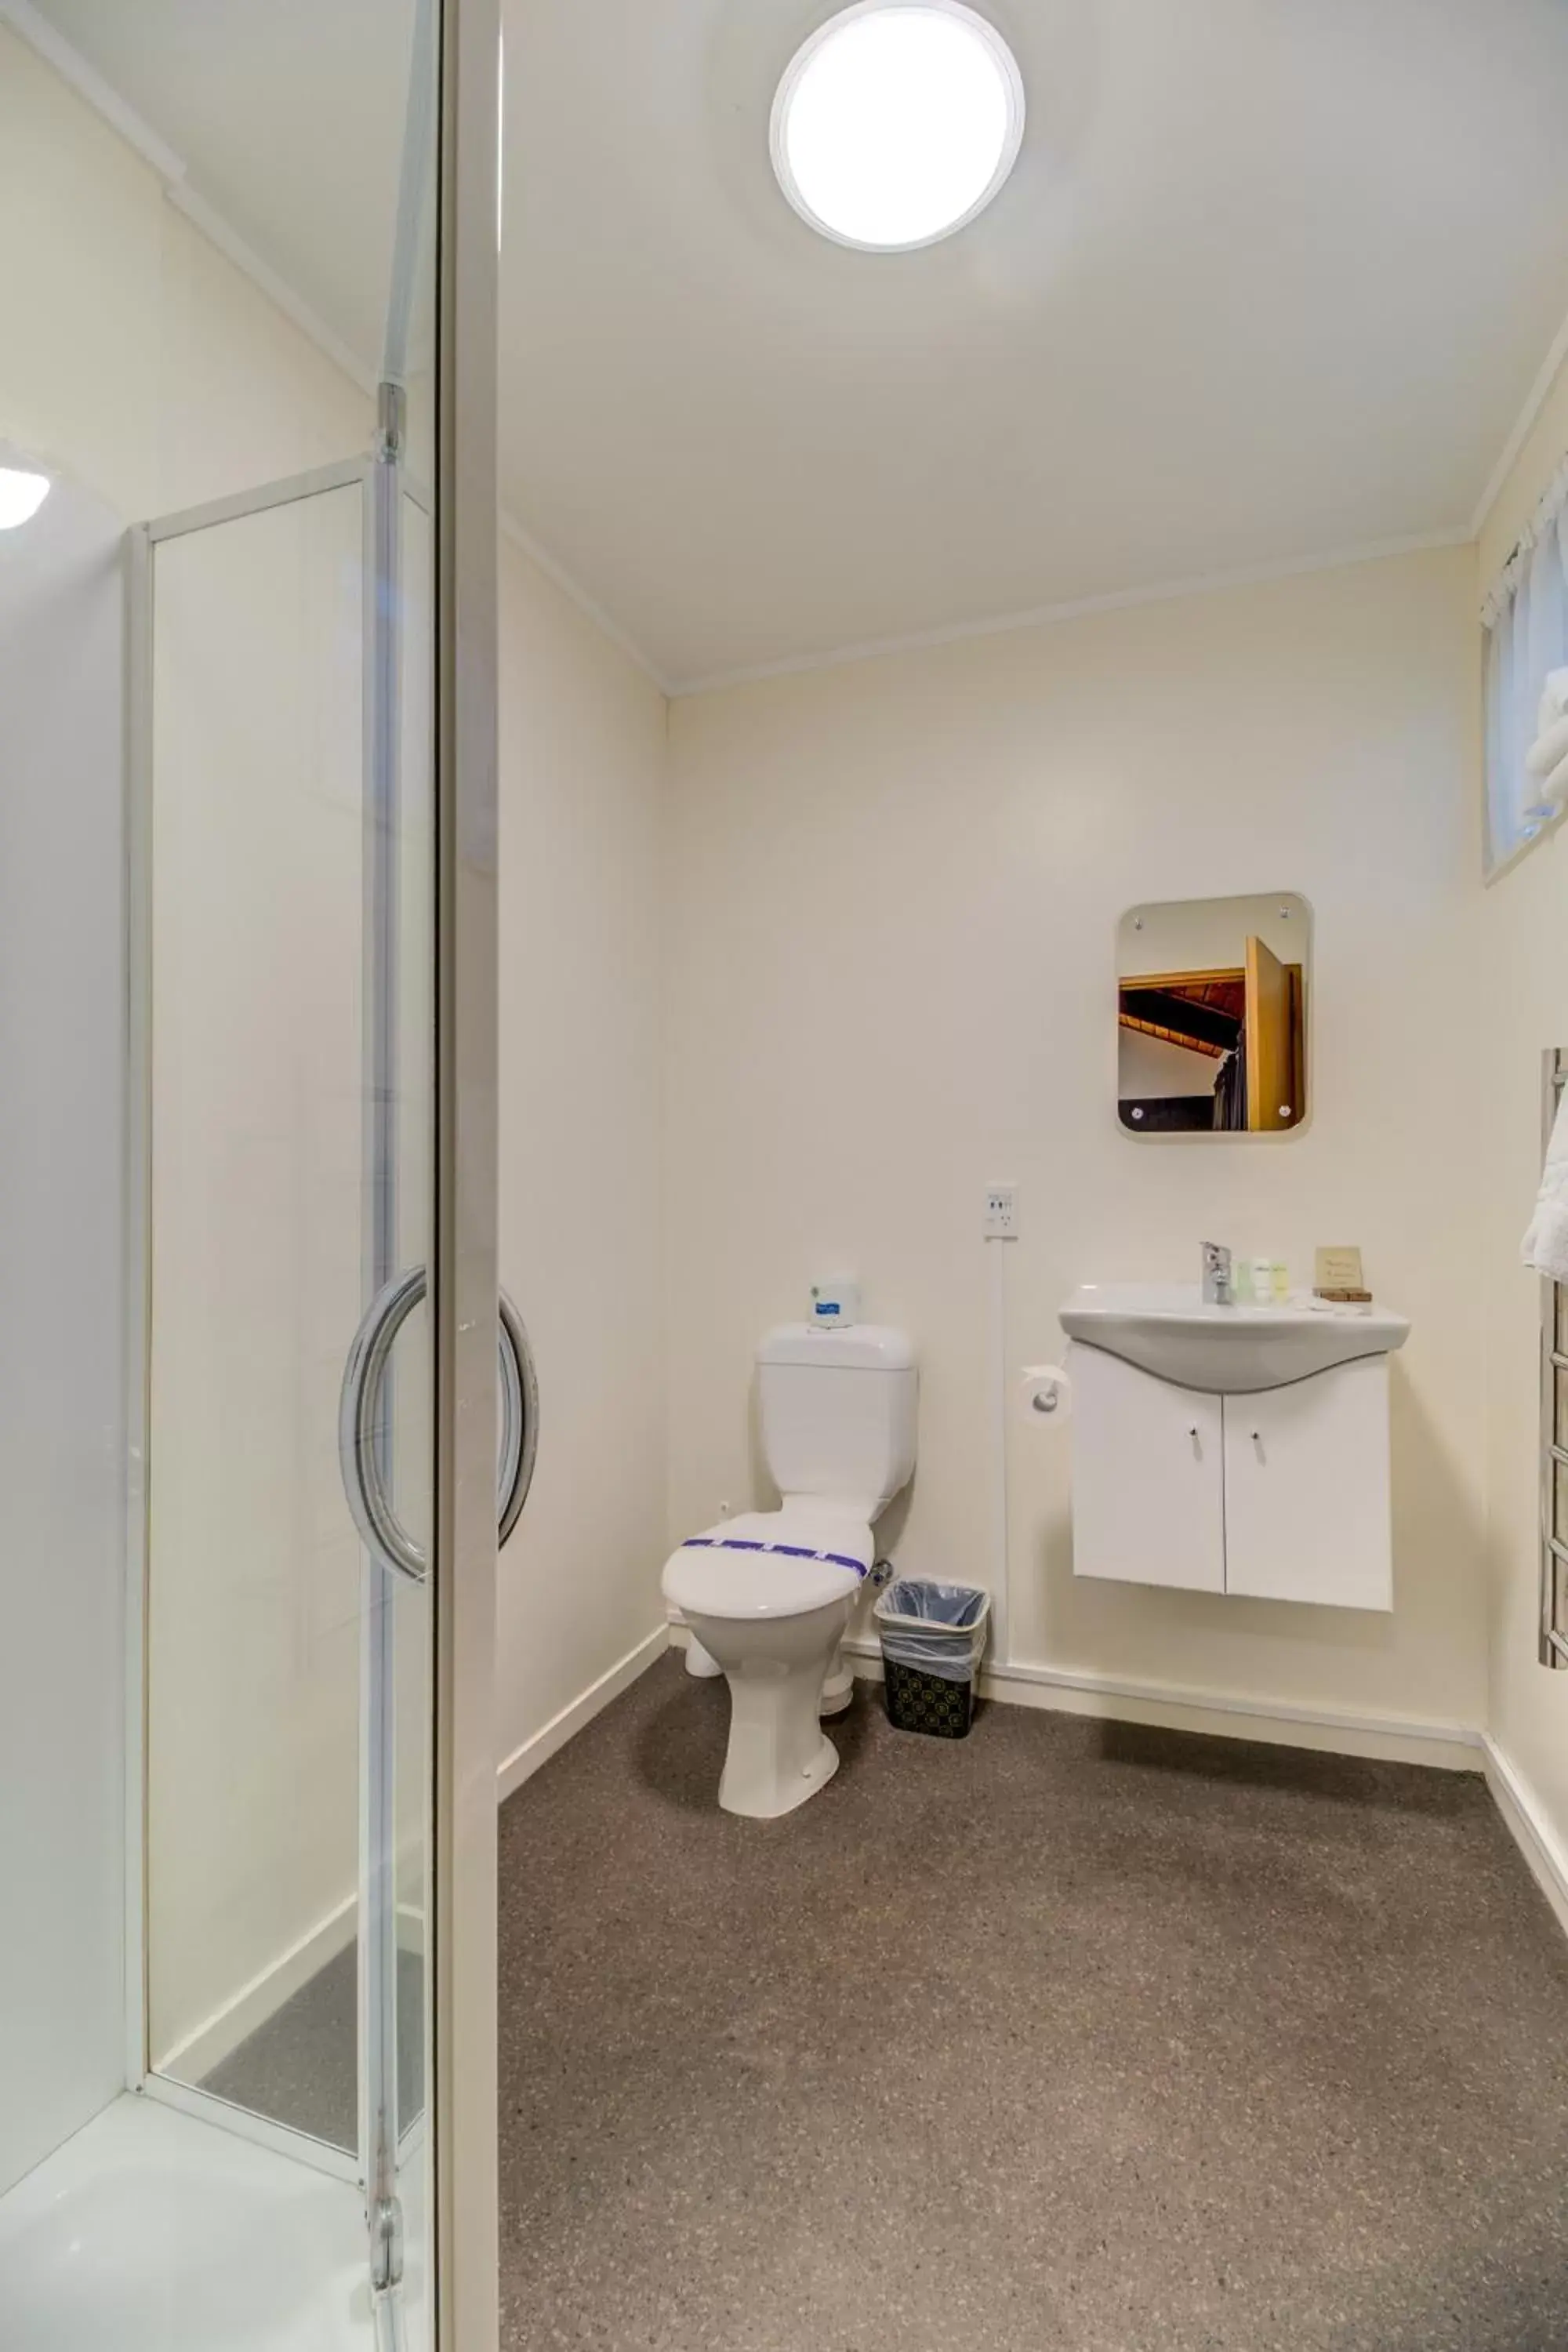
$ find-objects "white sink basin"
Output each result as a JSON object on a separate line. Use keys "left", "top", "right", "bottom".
{"left": 1059, "top": 1282, "right": 1410, "bottom": 1393}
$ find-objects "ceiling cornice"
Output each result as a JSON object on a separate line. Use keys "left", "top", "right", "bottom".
{"left": 497, "top": 510, "right": 673, "bottom": 693}
{"left": 667, "top": 526, "right": 1474, "bottom": 701}
{"left": 0, "top": 0, "right": 378, "bottom": 398}
{"left": 1468, "top": 297, "right": 1568, "bottom": 544}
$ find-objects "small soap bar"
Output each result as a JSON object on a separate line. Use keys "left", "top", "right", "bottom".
{"left": 1315, "top": 1245, "right": 1364, "bottom": 1295}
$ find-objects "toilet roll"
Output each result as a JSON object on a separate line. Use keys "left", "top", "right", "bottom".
{"left": 1019, "top": 1363, "right": 1070, "bottom": 1421}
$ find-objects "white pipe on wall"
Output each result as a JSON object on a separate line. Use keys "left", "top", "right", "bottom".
{"left": 985, "top": 1234, "right": 1012, "bottom": 1664}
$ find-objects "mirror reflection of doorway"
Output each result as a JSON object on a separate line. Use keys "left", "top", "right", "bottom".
{"left": 1116, "top": 895, "right": 1308, "bottom": 1134}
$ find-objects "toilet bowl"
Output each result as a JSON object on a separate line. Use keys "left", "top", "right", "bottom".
{"left": 662, "top": 1508, "right": 873, "bottom": 1817}
{"left": 662, "top": 1321, "right": 917, "bottom": 1819}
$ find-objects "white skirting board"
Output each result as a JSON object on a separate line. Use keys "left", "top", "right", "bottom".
{"left": 839, "top": 1635, "right": 1483, "bottom": 1772}
{"left": 150, "top": 1885, "right": 427, "bottom": 2089}
{"left": 495, "top": 1623, "right": 670, "bottom": 1804}
{"left": 1482, "top": 1737, "right": 1568, "bottom": 1940}
{"left": 152, "top": 1890, "right": 358, "bottom": 2084}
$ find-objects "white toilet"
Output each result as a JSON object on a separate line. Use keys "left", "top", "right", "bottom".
{"left": 662, "top": 1323, "right": 917, "bottom": 1818}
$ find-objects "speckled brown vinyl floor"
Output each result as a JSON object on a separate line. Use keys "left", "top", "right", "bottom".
{"left": 497, "top": 1655, "right": 1568, "bottom": 2352}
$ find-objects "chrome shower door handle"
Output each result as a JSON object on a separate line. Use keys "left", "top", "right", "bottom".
{"left": 497, "top": 1286, "right": 538, "bottom": 1548}
{"left": 339, "top": 1269, "right": 538, "bottom": 1584}
{"left": 339, "top": 1266, "right": 427, "bottom": 1582}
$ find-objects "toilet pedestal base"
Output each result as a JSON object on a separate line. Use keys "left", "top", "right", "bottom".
{"left": 819, "top": 1650, "right": 854, "bottom": 1715}
{"left": 683, "top": 1593, "right": 854, "bottom": 1820}
{"left": 720, "top": 1728, "right": 840, "bottom": 1817}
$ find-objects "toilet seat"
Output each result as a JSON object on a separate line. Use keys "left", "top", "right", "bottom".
{"left": 662, "top": 1508, "right": 873, "bottom": 1620}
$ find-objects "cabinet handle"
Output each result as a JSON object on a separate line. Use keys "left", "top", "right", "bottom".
{"left": 1251, "top": 1428, "right": 1265, "bottom": 1462}
{"left": 1188, "top": 1425, "right": 1201, "bottom": 1457}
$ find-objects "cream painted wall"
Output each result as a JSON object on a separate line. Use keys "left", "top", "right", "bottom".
{"left": 1477, "top": 347, "right": 1568, "bottom": 1859}
{"left": 666, "top": 547, "right": 1489, "bottom": 1737}
{"left": 496, "top": 532, "right": 669, "bottom": 1775}
{"left": 1119, "top": 1030, "right": 1219, "bottom": 1102}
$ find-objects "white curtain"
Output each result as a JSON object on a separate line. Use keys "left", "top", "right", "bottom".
{"left": 1483, "top": 460, "right": 1568, "bottom": 873}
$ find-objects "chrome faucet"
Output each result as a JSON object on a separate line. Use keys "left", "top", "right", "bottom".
{"left": 1202, "top": 1242, "right": 1233, "bottom": 1307}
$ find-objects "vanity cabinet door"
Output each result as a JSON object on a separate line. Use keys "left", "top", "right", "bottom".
{"left": 1221, "top": 1357, "right": 1392, "bottom": 1611}
{"left": 1066, "top": 1342, "right": 1225, "bottom": 1593}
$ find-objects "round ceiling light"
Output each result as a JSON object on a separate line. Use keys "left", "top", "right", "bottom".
{"left": 771, "top": 2, "right": 1025, "bottom": 253}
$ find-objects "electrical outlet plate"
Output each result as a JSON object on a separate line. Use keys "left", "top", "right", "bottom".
{"left": 984, "top": 1183, "right": 1018, "bottom": 1239}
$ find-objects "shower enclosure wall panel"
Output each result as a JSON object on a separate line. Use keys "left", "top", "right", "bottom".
{"left": 0, "top": 474, "right": 126, "bottom": 2198}
{"left": 141, "top": 477, "right": 370, "bottom": 2110}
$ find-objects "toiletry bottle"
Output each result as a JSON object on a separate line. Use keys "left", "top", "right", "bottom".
{"left": 1251, "top": 1257, "right": 1272, "bottom": 1304}
{"left": 1270, "top": 1259, "right": 1290, "bottom": 1305}
{"left": 1233, "top": 1258, "right": 1254, "bottom": 1305}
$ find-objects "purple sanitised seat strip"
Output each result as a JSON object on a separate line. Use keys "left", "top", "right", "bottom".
{"left": 681, "top": 1536, "right": 866, "bottom": 1577}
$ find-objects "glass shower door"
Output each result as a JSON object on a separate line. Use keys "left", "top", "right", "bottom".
{"left": 122, "top": 5, "right": 452, "bottom": 2332}
{"left": 0, "top": 2, "right": 503, "bottom": 2345}
{"left": 132, "top": 435, "right": 524, "bottom": 2350}
{"left": 132, "top": 440, "right": 438, "bottom": 2324}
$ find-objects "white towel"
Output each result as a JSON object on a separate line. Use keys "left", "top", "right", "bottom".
{"left": 1525, "top": 670, "right": 1568, "bottom": 806}
{"left": 1540, "top": 667, "right": 1568, "bottom": 727}
{"left": 1526, "top": 711, "right": 1568, "bottom": 781}
{"left": 1523, "top": 1087, "right": 1568, "bottom": 1282}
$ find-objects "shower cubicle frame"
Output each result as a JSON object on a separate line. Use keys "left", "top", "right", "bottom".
{"left": 117, "top": 2, "right": 503, "bottom": 2344}
{"left": 429, "top": 14, "right": 503, "bottom": 2336}
{"left": 122, "top": 450, "right": 433, "bottom": 2203}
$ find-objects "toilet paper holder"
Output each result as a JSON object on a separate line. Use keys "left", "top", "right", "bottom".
{"left": 1021, "top": 1364, "right": 1069, "bottom": 1417}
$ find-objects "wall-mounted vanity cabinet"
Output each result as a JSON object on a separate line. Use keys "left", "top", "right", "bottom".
{"left": 1059, "top": 1286, "right": 1410, "bottom": 1613}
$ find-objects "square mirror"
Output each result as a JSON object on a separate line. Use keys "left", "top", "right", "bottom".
{"left": 1117, "top": 892, "right": 1309, "bottom": 1136}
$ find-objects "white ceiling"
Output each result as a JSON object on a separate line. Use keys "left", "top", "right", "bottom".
{"left": 26, "top": 0, "right": 1568, "bottom": 690}
{"left": 502, "top": 0, "right": 1568, "bottom": 687}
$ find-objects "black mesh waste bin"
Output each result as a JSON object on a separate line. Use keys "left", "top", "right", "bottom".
{"left": 873, "top": 1580, "right": 990, "bottom": 1738}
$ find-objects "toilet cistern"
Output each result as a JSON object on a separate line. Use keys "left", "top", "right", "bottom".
{"left": 1202, "top": 1242, "right": 1234, "bottom": 1307}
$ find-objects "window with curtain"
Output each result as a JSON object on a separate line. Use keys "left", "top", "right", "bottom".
{"left": 1483, "top": 457, "right": 1568, "bottom": 876}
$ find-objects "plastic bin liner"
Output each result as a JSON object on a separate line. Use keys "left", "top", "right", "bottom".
{"left": 873, "top": 1580, "right": 990, "bottom": 1682}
